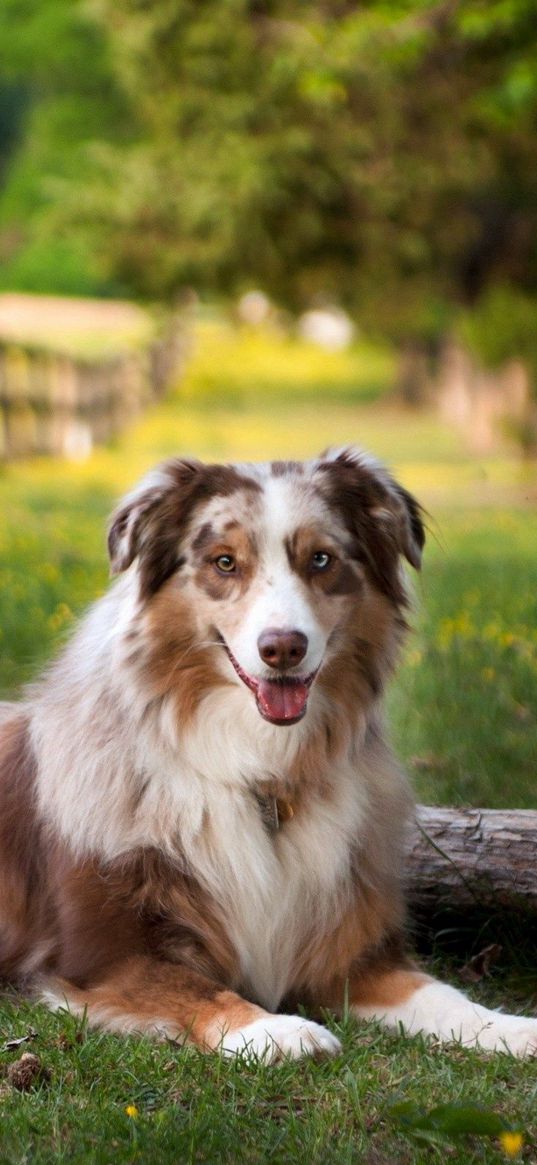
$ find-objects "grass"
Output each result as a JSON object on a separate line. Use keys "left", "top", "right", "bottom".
{"left": 1, "top": 313, "right": 537, "bottom": 1162}
{"left": 1, "top": 1000, "right": 536, "bottom": 1164}
{"left": 390, "top": 506, "right": 537, "bottom": 808}
{"left": 177, "top": 313, "right": 396, "bottom": 406}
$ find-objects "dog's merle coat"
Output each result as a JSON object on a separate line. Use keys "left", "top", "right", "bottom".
{"left": 0, "top": 448, "right": 535, "bottom": 1060}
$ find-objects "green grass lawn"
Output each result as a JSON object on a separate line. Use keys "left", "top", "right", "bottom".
{"left": 0, "top": 999, "right": 535, "bottom": 1164}
{"left": 390, "top": 506, "right": 537, "bottom": 809}
{"left": 1, "top": 315, "right": 537, "bottom": 1162}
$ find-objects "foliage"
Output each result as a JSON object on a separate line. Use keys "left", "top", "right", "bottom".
{"left": 1, "top": 1, "right": 537, "bottom": 350}
{"left": 0, "top": 0, "right": 134, "bottom": 295}
{"left": 457, "top": 286, "right": 537, "bottom": 377}
{"left": 74, "top": 0, "right": 537, "bottom": 334}
{"left": 388, "top": 1097, "right": 524, "bottom": 1152}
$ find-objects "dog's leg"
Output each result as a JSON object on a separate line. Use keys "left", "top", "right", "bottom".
{"left": 41, "top": 955, "right": 341, "bottom": 1062}
{"left": 349, "top": 965, "right": 537, "bottom": 1056}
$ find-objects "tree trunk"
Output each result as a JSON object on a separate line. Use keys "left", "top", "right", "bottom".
{"left": 408, "top": 806, "right": 537, "bottom": 912}
{"left": 395, "top": 341, "right": 432, "bottom": 405}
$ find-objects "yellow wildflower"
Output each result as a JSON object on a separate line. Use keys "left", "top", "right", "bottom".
{"left": 125, "top": 1104, "right": 139, "bottom": 1119}
{"left": 499, "top": 1130, "right": 523, "bottom": 1157}
{"left": 47, "top": 602, "right": 74, "bottom": 632}
{"left": 38, "top": 562, "right": 59, "bottom": 583}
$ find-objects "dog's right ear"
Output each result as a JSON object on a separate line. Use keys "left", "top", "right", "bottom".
{"left": 107, "top": 459, "right": 202, "bottom": 576}
{"left": 107, "top": 484, "right": 164, "bottom": 576}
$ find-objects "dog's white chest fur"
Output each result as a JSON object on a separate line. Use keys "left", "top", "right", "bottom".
{"left": 181, "top": 771, "right": 362, "bottom": 1009}
{"left": 34, "top": 666, "right": 368, "bottom": 1011}
{"left": 142, "top": 698, "right": 367, "bottom": 1010}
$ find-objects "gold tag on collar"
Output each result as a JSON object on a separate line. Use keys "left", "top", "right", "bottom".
{"left": 276, "top": 798, "right": 294, "bottom": 824}
{"left": 256, "top": 794, "right": 294, "bottom": 832}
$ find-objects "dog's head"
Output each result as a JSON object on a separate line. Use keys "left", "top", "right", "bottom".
{"left": 108, "top": 448, "right": 424, "bottom": 727}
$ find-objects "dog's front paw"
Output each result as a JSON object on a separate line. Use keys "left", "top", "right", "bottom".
{"left": 375, "top": 981, "right": 537, "bottom": 1057}
{"left": 471, "top": 1012, "right": 537, "bottom": 1057}
{"left": 218, "top": 1014, "right": 341, "bottom": 1063}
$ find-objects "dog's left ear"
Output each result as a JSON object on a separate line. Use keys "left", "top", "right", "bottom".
{"left": 381, "top": 482, "right": 424, "bottom": 570}
{"left": 318, "top": 446, "right": 425, "bottom": 570}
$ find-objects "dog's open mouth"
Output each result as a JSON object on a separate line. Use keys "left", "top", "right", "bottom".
{"left": 221, "top": 641, "right": 317, "bottom": 726}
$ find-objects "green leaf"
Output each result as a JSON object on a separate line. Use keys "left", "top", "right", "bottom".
{"left": 426, "top": 1103, "right": 510, "bottom": 1137}
{"left": 388, "top": 1099, "right": 513, "bottom": 1140}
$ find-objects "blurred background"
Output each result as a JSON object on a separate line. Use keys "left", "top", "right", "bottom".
{"left": 1, "top": 0, "right": 536, "bottom": 809}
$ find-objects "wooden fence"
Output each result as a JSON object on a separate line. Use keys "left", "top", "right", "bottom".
{"left": 0, "top": 310, "right": 189, "bottom": 460}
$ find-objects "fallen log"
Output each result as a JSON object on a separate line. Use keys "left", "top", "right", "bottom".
{"left": 408, "top": 805, "right": 537, "bottom": 912}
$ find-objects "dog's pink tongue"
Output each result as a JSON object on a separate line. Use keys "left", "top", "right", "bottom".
{"left": 257, "top": 679, "right": 309, "bottom": 723}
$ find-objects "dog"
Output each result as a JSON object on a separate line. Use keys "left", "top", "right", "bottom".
{"left": 1, "top": 446, "right": 536, "bottom": 1061}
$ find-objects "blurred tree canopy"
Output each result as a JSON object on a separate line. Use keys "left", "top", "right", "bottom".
{"left": 0, "top": 0, "right": 133, "bottom": 294}
{"left": 1, "top": 0, "right": 536, "bottom": 351}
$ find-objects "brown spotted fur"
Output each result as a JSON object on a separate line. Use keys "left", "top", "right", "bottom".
{"left": 0, "top": 449, "right": 429, "bottom": 1050}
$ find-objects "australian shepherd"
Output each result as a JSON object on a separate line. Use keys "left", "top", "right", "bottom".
{"left": 1, "top": 447, "right": 536, "bottom": 1061}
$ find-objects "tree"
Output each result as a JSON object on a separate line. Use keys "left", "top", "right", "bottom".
{"left": 1, "top": 0, "right": 537, "bottom": 359}
{"left": 0, "top": 0, "right": 134, "bottom": 294}
{"left": 64, "top": 2, "right": 537, "bottom": 333}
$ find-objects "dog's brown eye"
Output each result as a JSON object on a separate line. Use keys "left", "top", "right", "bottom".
{"left": 215, "top": 554, "right": 236, "bottom": 574}
{"left": 311, "top": 551, "right": 332, "bottom": 571}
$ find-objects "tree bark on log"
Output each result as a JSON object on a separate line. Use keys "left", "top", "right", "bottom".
{"left": 408, "top": 806, "right": 537, "bottom": 913}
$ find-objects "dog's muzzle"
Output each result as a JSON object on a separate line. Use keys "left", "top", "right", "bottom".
{"left": 219, "top": 636, "right": 317, "bottom": 726}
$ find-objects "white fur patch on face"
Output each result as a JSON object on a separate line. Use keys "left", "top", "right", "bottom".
{"left": 222, "top": 474, "right": 332, "bottom": 681}
{"left": 354, "top": 980, "right": 537, "bottom": 1056}
{"left": 215, "top": 1014, "right": 341, "bottom": 1062}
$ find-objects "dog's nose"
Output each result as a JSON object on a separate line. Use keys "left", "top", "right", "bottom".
{"left": 257, "top": 629, "right": 308, "bottom": 670}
